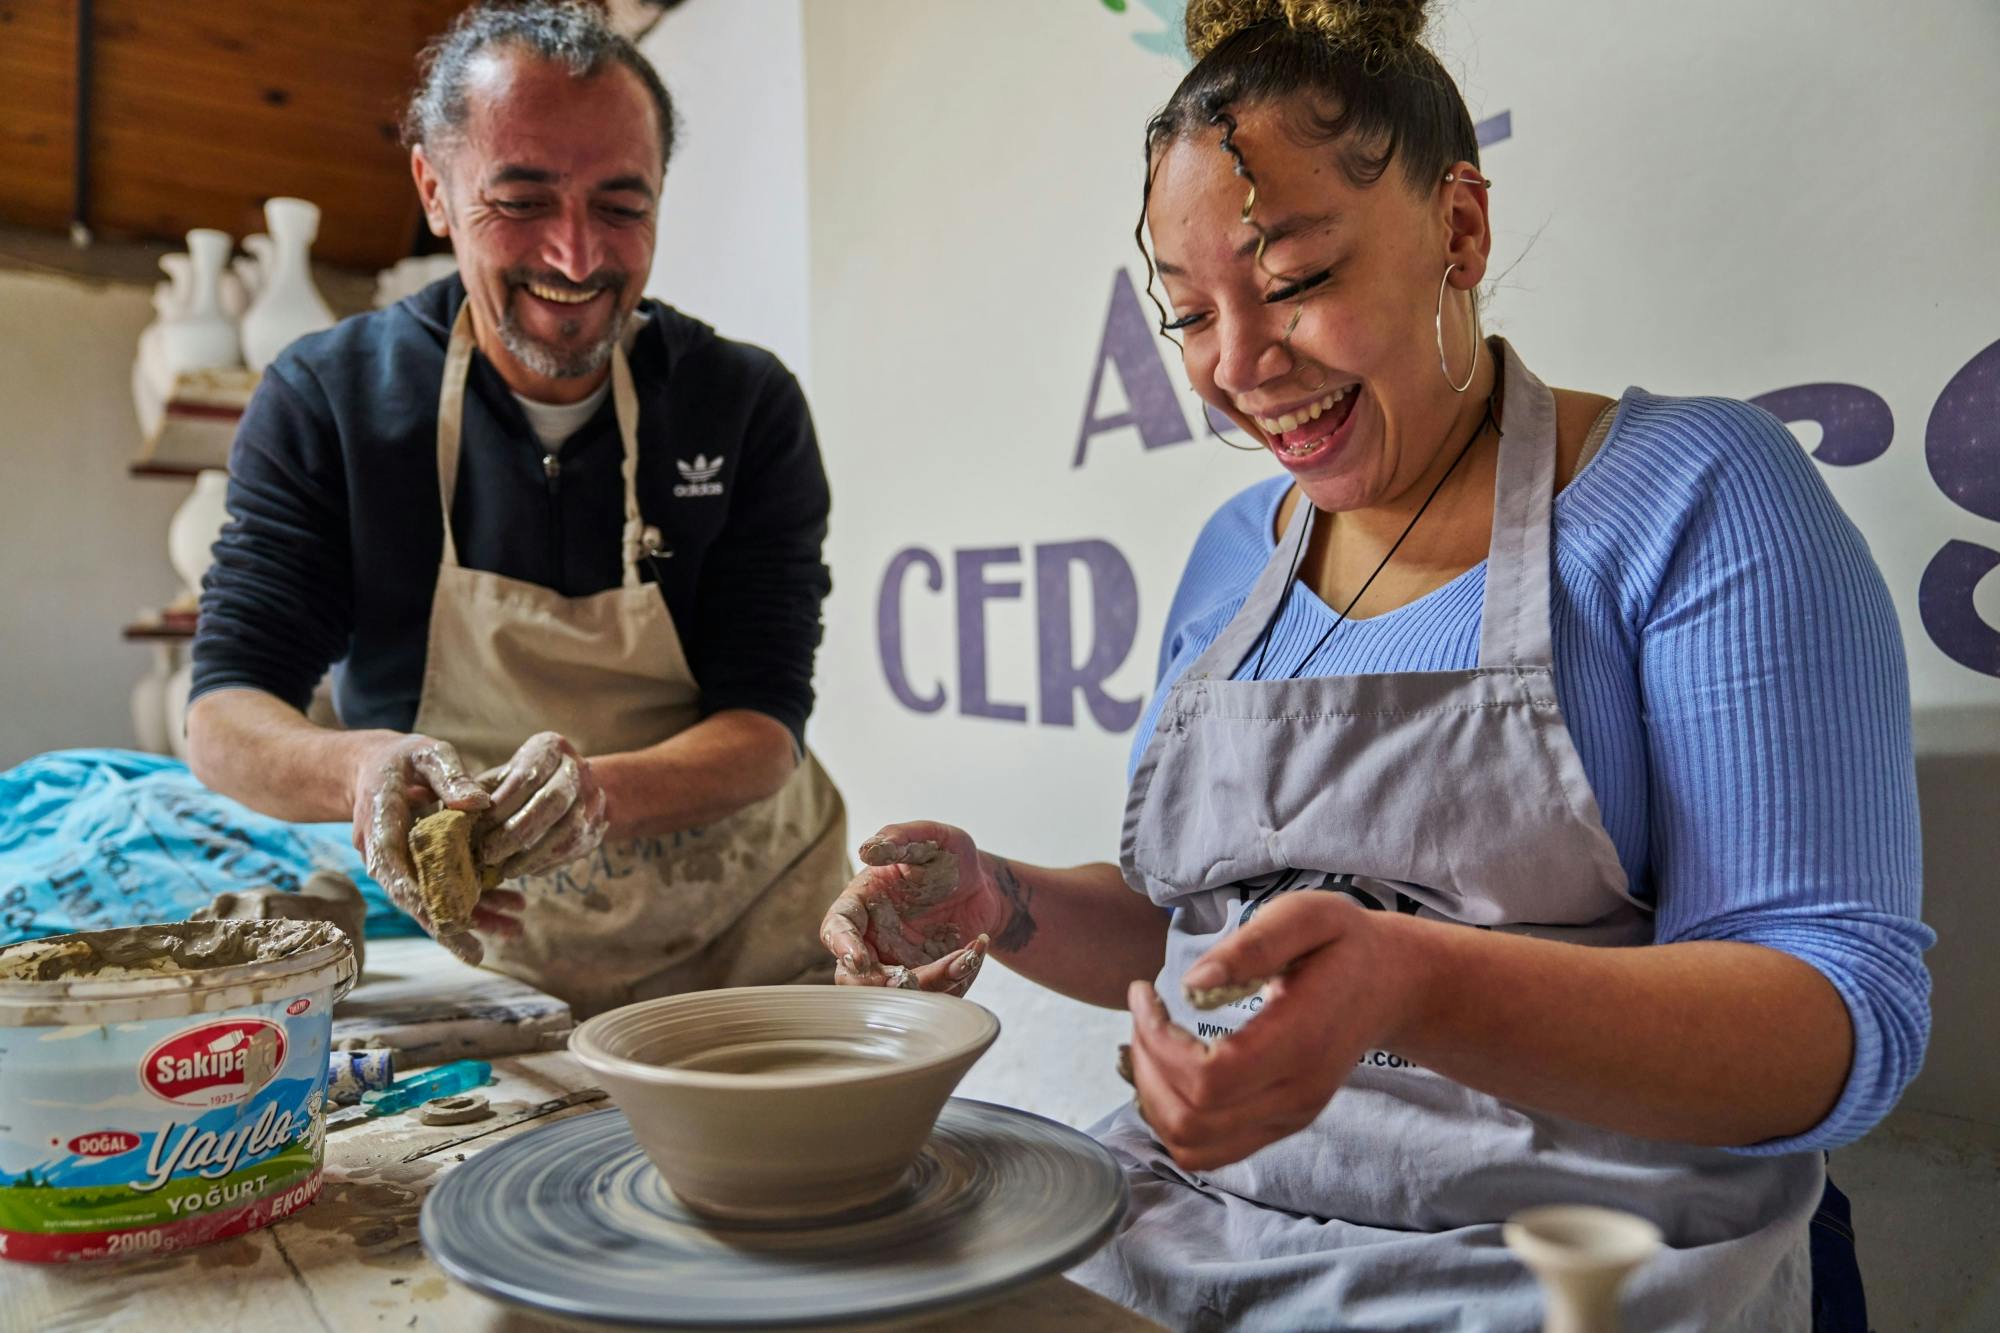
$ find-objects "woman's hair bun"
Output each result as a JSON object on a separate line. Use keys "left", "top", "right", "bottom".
{"left": 1183, "top": 0, "right": 1434, "bottom": 63}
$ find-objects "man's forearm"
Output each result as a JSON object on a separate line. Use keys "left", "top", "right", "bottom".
{"left": 186, "top": 688, "right": 387, "bottom": 822}
{"left": 977, "top": 857, "right": 1170, "bottom": 1010}
{"left": 591, "top": 709, "right": 800, "bottom": 840}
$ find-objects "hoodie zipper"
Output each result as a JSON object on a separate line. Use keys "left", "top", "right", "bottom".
{"left": 543, "top": 450, "right": 562, "bottom": 578}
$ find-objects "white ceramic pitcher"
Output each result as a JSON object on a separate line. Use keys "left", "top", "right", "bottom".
{"left": 241, "top": 197, "right": 336, "bottom": 371}
{"left": 1504, "top": 1205, "right": 1663, "bottom": 1333}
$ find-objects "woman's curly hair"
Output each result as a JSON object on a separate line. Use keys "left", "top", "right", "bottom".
{"left": 1135, "top": 0, "right": 1480, "bottom": 338}
{"left": 1183, "top": 0, "right": 1432, "bottom": 64}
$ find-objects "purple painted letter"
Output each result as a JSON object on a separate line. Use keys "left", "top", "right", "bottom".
{"left": 1918, "top": 540, "right": 2000, "bottom": 677}
{"left": 956, "top": 548, "right": 1029, "bottom": 723}
{"left": 1035, "top": 540, "right": 1142, "bottom": 731}
{"left": 1917, "top": 338, "right": 2000, "bottom": 678}
{"left": 877, "top": 547, "right": 946, "bottom": 713}
{"left": 1073, "top": 269, "right": 1193, "bottom": 467}
{"left": 1749, "top": 383, "right": 1894, "bottom": 467}
{"left": 1927, "top": 337, "right": 2000, "bottom": 523}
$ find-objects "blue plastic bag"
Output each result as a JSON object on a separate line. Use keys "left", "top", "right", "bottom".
{"left": 0, "top": 748, "right": 420, "bottom": 946}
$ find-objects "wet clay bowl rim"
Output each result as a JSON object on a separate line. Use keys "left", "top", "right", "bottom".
{"left": 568, "top": 985, "right": 1001, "bottom": 1223}
{"left": 569, "top": 985, "right": 1000, "bottom": 1089}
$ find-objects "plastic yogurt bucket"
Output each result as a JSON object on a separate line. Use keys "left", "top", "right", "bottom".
{"left": 0, "top": 920, "right": 356, "bottom": 1262}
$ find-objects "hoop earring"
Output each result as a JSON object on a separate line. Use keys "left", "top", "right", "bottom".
{"left": 1194, "top": 398, "right": 1267, "bottom": 452}
{"left": 1435, "top": 264, "right": 1479, "bottom": 394}
{"left": 1279, "top": 305, "right": 1326, "bottom": 394}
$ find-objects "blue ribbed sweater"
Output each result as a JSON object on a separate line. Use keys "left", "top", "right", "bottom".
{"left": 1129, "top": 390, "right": 1933, "bottom": 1154}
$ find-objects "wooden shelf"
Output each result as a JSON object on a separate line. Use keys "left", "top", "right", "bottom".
{"left": 0, "top": 222, "right": 376, "bottom": 312}
{"left": 129, "top": 460, "right": 210, "bottom": 480}
{"left": 130, "top": 368, "right": 255, "bottom": 476}
{"left": 123, "top": 615, "right": 197, "bottom": 641}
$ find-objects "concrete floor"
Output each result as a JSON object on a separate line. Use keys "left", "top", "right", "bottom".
{"left": 1832, "top": 1109, "right": 2000, "bottom": 1332}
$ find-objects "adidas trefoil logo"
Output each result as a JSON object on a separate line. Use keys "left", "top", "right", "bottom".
{"left": 674, "top": 453, "right": 725, "bottom": 498}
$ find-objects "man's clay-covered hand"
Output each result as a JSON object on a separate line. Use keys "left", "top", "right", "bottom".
{"left": 475, "top": 731, "right": 610, "bottom": 880}
{"left": 351, "top": 733, "right": 524, "bottom": 965}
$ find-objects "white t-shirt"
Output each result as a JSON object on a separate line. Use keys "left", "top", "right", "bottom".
{"left": 512, "top": 380, "right": 611, "bottom": 450}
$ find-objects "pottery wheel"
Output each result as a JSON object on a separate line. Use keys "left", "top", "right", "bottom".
{"left": 419, "top": 1098, "right": 1130, "bottom": 1328}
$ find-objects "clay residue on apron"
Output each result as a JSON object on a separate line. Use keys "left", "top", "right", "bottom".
{"left": 0, "top": 920, "right": 344, "bottom": 983}
{"left": 410, "top": 304, "right": 849, "bottom": 1014}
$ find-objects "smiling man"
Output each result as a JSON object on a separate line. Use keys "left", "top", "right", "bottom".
{"left": 185, "top": 1, "right": 847, "bottom": 1016}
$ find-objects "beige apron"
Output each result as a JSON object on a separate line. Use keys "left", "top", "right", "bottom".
{"left": 411, "top": 305, "right": 847, "bottom": 1017}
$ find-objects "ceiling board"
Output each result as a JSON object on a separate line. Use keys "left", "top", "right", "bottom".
{"left": 0, "top": 0, "right": 468, "bottom": 269}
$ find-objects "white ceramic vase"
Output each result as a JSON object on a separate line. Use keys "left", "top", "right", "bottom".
{"left": 240, "top": 198, "right": 336, "bottom": 371}
{"left": 372, "top": 253, "right": 459, "bottom": 309}
{"left": 159, "top": 229, "right": 242, "bottom": 377}
{"left": 167, "top": 469, "right": 232, "bottom": 601}
{"left": 1503, "top": 1206, "right": 1662, "bottom": 1333}
{"left": 233, "top": 234, "right": 273, "bottom": 310}
{"left": 132, "top": 251, "right": 195, "bottom": 438}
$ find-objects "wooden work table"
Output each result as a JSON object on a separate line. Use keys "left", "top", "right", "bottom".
{"left": 1, "top": 1050, "right": 1159, "bottom": 1333}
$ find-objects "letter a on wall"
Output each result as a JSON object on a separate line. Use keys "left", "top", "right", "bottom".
{"left": 1074, "top": 269, "right": 1193, "bottom": 467}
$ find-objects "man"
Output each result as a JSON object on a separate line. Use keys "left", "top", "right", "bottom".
{"left": 187, "top": 1, "right": 845, "bottom": 1016}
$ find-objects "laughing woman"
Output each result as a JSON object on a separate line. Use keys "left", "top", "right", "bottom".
{"left": 820, "top": 2, "right": 1932, "bottom": 1329}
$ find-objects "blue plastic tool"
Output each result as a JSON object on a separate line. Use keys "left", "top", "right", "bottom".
{"left": 359, "top": 1059, "right": 493, "bottom": 1116}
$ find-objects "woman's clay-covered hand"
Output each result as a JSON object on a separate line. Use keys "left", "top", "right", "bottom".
{"left": 1125, "top": 892, "right": 1420, "bottom": 1172}
{"left": 820, "top": 821, "right": 994, "bottom": 996}
{"left": 474, "top": 730, "right": 611, "bottom": 880}
{"left": 351, "top": 732, "right": 525, "bottom": 965}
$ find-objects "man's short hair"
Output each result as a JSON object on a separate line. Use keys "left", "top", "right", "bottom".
{"left": 402, "top": 1, "right": 678, "bottom": 168}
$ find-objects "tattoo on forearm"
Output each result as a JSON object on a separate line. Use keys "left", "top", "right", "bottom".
{"left": 989, "top": 856, "right": 1037, "bottom": 952}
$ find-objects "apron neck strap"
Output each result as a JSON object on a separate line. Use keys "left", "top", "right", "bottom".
{"left": 437, "top": 302, "right": 649, "bottom": 589}
{"left": 1195, "top": 495, "right": 1320, "bottom": 679}
{"left": 1475, "top": 336, "right": 1558, "bottom": 669}
{"left": 1190, "top": 335, "right": 1560, "bottom": 681}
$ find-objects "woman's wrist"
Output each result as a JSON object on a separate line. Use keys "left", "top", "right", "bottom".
{"left": 976, "top": 851, "right": 1038, "bottom": 954}
{"left": 1372, "top": 910, "right": 1453, "bottom": 1054}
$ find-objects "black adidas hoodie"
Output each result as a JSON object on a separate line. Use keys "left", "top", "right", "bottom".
{"left": 192, "top": 276, "right": 830, "bottom": 748}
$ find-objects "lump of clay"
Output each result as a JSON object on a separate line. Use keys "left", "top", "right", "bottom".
{"left": 193, "top": 869, "right": 368, "bottom": 973}
{"left": 408, "top": 809, "right": 499, "bottom": 935}
{"left": 1183, "top": 977, "right": 1270, "bottom": 1011}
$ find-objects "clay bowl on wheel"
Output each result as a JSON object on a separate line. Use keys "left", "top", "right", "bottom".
{"left": 569, "top": 985, "right": 1000, "bottom": 1224}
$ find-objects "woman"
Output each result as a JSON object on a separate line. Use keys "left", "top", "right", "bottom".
{"left": 819, "top": 2, "right": 1931, "bottom": 1329}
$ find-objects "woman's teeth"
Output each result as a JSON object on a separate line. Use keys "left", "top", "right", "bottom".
{"left": 1256, "top": 384, "right": 1352, "bottom": 436}
{"left": 525, "top": 282, "right": 599, "bottom": 305}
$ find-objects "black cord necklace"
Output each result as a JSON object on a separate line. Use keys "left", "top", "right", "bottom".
{"left": 1248, "top": 392, "right": 1501, "bottom": 682}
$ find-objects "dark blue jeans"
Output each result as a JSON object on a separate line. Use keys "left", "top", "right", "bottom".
{"left": 1811, "top": 1171, "right": 1869, "bottom": 1333}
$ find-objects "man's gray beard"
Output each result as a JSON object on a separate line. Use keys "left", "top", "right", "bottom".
{"left": 499, "top": 308, "right": 618, "bottom": 380}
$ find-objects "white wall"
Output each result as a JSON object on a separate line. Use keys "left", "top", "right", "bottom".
{"left": 639, "top": 0, "right": 812, "bottom": 385}
{"left": 0, "top": 271, "right": 186, "bottom": 769}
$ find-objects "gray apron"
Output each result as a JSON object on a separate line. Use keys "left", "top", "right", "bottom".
{"left": 1071, "top": 340, "right": 1821, "bottom": 1332}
